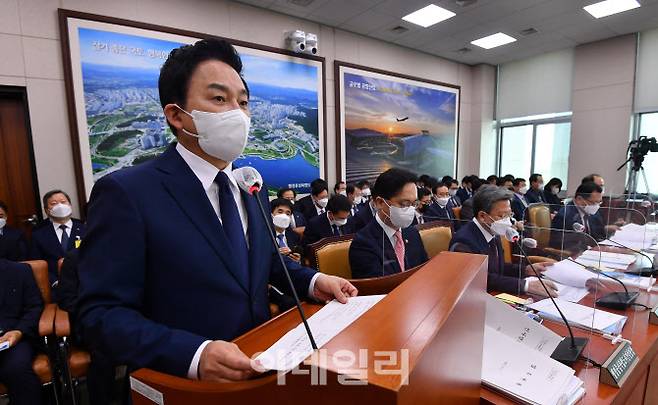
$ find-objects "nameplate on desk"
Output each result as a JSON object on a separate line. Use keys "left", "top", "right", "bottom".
{"left": 599, "top": 342, "right": 639, "bottom": 388}
{"left": 649, "top": 305, "right": 658, "bottom": 325}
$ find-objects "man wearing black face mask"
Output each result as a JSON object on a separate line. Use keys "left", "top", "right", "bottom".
{"left": 349, "top": 168, "right": 428, "bottom": 279}
{"left": 77, "top": 38, "right": 357, "bottom": 383}
{"left": 412, "top": 188, "right": 432, "bottom": 225}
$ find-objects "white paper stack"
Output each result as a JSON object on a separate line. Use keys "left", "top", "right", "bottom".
{"left": 542, "top": 258, "right": 656, "bottom": 291}
{"left": 576, "top": 250, "right": 637, "bottom": 270}
{"left": 483, "top": 296, "right": 585, "bottom": 405}
{"left": 600, "top": 223, "right": 658, "bottom": 250}
{"left": 528, "top": 298, "right": 627, "bottom": 335}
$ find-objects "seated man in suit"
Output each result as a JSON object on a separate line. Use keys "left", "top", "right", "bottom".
{"left": 426, "top": 183, "right": 455, "bottom": 221}
{"left": 29, "top": 190, "right": 86, "bottom": 284}
{"left": 511, "top": 178, "right": 529, "bottom": 222}
{"left": 294, "top": 179, "right": 329, "bottom": 222}
{"left": 346, "top": 184, "right": 362, "bottom": 217}
{"left": 550, "top": 182, "right": 606, "bottom": 248}
{"left": 356, "top": 180, "right": 372, "bottom": 204}
{"left": 270, "top": 198, "right": 302, "bottom": 262}
{"left": 525, "top": 173, "right": 546, "bottom": 204}
{"left": 447, "top": 179, "right": 462, "bottom": 207}
{"left": 333, "top": 181, "right": 346, "bottom": 196}
{"left": 277, "top": 187, "right": 306, "bottom": 233}
{"left": 449, "top": 188, "right": 557, "bottom": 296}
{"left": 77, "top": 38, "right": 356, "bottom": 382}
{"left": 303, "top": 195, "right": 353, "bottom": 248}
{"left": 580, "top": 174, "right": 623, "bottom": 234}
{"left": 497, "top": 177, "right": 513, "bottom": 190}
{"left": 0, "top": 201, "right": 28, "bottom": 261}
{"left": 456, "top": 175, "right": 473, "bottom": 204}
{"left": 348, "top": 185, "right": 378, "bottom": 230}
{"left": 413, "top": 188, "right": 432, "bottom": 226}
{"left": 0, "top": 259, "right": 44, "bottom": 405}
{"left": 349, "top": 168, "right": 428, "bottom": 279}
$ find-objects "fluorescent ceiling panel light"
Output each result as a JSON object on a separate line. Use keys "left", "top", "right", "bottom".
{"left": 584, "top": 0, "right": 640, "bottom": 19}
{"left": 470, "top": 32, "right": 517, "bottom": 49}
{"left": 402, "top": 4, "right": 456, "bottom": 28}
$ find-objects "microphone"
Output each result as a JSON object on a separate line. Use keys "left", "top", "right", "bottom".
{"left": 233, "top": 167, "right": 318, "bottom": 350}
{"left": 572, "top": 222, "right": 586, "bottom": 233}
{"left": 566, "top": 257, "right": 639, "bottom": 310}
{"left": 510, "top": 228, "right": 588, "bottom": 365}
{"left": 605, "top": 238, "right": 657, "bottom": 276}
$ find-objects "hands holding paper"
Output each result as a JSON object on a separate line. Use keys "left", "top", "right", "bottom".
{"left": 0, "top": 330, "right": 22, "bottom": 348}
{"left": 525, "top": 262, "right": 559, "bottom": 298}
{"left": 313, "top": 274, "right": 358, "bottom": 304}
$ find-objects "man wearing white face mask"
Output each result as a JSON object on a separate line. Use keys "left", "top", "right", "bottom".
{"left": 294, "top": 179, "right": 329, "bottom": 221}
{"left": 77, "top": 39, "right": 356, "bottom": 383}
{"left": 511, "top": 177, "right": 529, "bottom": 221}
{"left": 303, "top": 195, "right": 354, "bottom": 249}
{"left": 270, "top": 199, "right": 301, "bottom": 262}
{"left": 425, "top": 184, "right": 456, "bottom": 221}
{"left": 29, "top": 189, "right": 85, "bottom": 284}
{"left": 450, "top": 187, "right": 557, "bottom": 297}
{"left": 550, "top": 182, "right": 606, "bottom": 248}
{"left": 346, "top": 184, "right": 362, "bottom": 216}
{"left": 349, "top": 168, "right": 428, "bottom": 279}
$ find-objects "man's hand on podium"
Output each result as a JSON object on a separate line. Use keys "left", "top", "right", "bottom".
{"left": 312, "top": 274, "right": 358, "bottom": 304}
{"left": 199, "top": 340, "right": 259, "bottom": 382}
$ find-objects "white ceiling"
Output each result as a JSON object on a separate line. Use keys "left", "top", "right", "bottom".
{"left": 234, "top": 0, "right": 658, "bottom": 65}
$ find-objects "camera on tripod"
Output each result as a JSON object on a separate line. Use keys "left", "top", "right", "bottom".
{"left": 629, "top": 136, "right": 658, "bottom": 157}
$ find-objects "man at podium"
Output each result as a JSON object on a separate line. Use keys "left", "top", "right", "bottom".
{"left": 77, "top": 38, "right": 356, "bottom": 383}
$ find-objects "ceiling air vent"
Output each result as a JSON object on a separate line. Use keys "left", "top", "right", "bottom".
{"left": 455, "top": 47, "right": 472, "bottom": 53}
{"left": 519, "top": 27, "right": 539, "bottom": 36}
{"left": 288, "top": 0, "right": 315, "bottom": 6}
{"left": 455, "top": 0, "right": 478, "bottom": 7}
{"left": 390, "top": 26, "right": 409, "bottom": 34}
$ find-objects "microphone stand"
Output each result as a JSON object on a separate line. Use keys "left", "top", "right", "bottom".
{"left": 250, "top": 185, "right": 318, "bottom": 350}
{"left": 566, "top": 258, "right": 640, "bottom": 310}
{"left": 515, "top": 239, "right": 588, "bottom": 365}
{"left": 605, "top": 238, "right": 657, "bottom": 276}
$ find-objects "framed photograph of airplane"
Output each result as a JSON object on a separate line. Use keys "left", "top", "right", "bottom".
{"left": 334, "top": 61, "right": 460, "bottom": 184}
{"left": 59, "top": 9, "right": 326, "bottom": 208}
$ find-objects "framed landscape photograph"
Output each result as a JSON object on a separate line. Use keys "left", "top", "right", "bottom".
{"left": 335, "top": 61, "right": 460, "bottom": 184}
{"left": 59, "top": 9, "right": 326, "bottom": 205}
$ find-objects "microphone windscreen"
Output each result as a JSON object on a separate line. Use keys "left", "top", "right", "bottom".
{"left": 505, "top": 227, "right": 520, "bottom": 242}
{"left": 233, "top": 166, "right": 263, "bottom": 194}
{"left": 572, "top": 222, "right": 586, "bottom": 233}
{"left": 522, "top": 238, "right": 538, "bottom": 248}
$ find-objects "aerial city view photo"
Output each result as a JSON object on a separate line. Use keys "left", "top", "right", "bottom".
{"left": 77, "top": 26, "right": 322, "bottom": 194}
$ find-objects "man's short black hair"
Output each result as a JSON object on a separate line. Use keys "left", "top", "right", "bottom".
{"left": 334, "top": 181, "right": 345, "bottom": 193}
{"left": 431, "top": 181, "right": 448, "bottom": 195}
{"left": 450, "top": 179, "right": 459, "bottom": 186}
{"left": 503, "top": 174, "right": 515, "bottom": 182}
{"left": 441, "top": 175, "right": 454, "bottom": 184}
{"left": 512, "top": 178, "right": 526, "bottom": 187}
{"left": 327, "top": 195, "right": 352, "bottom": 214}
{"left": 471, "top": 177, "right": 483, "bottom": 193}
{"left": 581, "top": 174, "right": 602, "bottom": 184}
{"left": 417, "top": 187, "right": 431, "bottom": 199}
{"left": 277, "top": 187, "right": 296, "bottom": 198}
{"left": 576, "top": 182, "right": 603, "bottom": 199}
{"left": 0, "top": 200, "right": 7, "bottom": 213}
{"left": 356, "top": 180, "right": 370, "bottom": 189}
{"left": 418, "top": 174, "right": 430, "bottom": 185}
{"left": 43, "top": 189, "right": 71, "bottom": 209}
{"left": 529, "top": 173, "right": 542, "bottom": 184}
{"left": 270, "top": 198, "right": 293, "bottom": 213}
{"left": 159, "top": 38, "right": 248, "bottom": 133}
{"left": 487, "top": 175, "right": 498, "bottom": 183}
{"left": 373, "top": 168, "right": 418, "bottom": 200}
{"left": 310, "top": 178, "right": 328, "bottom": 197}
{"left": 346, "top": 184, "right": 356, "bottom": 195}
{"left": 461, "top": 175, "right": 472, "bottom": 184}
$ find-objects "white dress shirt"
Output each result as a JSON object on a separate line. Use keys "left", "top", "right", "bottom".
{"left": 472, "top": 218, "right": 533, "bottom": 293}
{"left": 176, "top": 143, "right": 320, "bottom": 379}
{"left": 275, "top": 231, "right": 288, "bottom": 247}
{"left": 375, "top": 212, "right": 401, "bottom": 248}
{"left": 515, "top": 192, "right": 529, "bottom": 208}
{"left": 52, "top": 219, "right": 73, "bottom": 243}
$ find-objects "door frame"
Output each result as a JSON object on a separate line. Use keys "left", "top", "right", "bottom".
{"left": 0, "top": 85, "right": 43, "bottom": 222}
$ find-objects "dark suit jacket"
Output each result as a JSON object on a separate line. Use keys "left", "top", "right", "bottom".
{"left": 460, "top": 198, "right": 475, "bottom": 223}
{"left": 456, "top": 188, "right": 471, "bottom": 205}
{"left": 77, "top": 143, "right": 316, "bottom": 377}
{"left": 525, "top": 188, "right": 546, "bottom": 204}
{"left": 449, "top": 195, "right": 462, "bottom": 208}
{"left": 348, "top": 202, "right": 376, "bottom": 230}
{"left": 544, "top": 189, "right": 562, "bottom": 208}
{"left": 511, "top": 194, "right": 529, "bottom": 221}
{"left": 57, "top": 249, "right": 80, "bottom": 316}
{"left": 294, "top": 195, "right": 322, "bottom": 222}
{"left": 303, "top": 213, "right": 353, "bottom": 247}
{"left": 449, "top": 221, "right": 524, "bottom": 293}
{"left": 0, "top": 260, "right": 43, "bottom": 341}
{"left": 290, "top": 210, "right": 306, "bottom": 229}
{"left": 29, "top": 218, "right": 85, "bottom": 283}
{"left": 349, "top": 217, "right": 428, "bottom": 279}
{"left": 275, "top": 228, "right": 301, "bottom": 251}
{"left": 0, "top": 226, "right": 28, "bottom": 261}
{"left": 550, "top": 203, "right": 604, "bottom": 248}
{"left": 425, "top": 201, "right": 455, "bottom": 222}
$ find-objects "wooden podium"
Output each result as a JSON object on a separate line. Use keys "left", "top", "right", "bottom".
{"left": 130, "top": 252, "right": 488, "bottom": 404}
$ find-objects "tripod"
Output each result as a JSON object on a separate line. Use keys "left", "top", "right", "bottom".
{"left": 617, "top": 148, "right": 655, "bottom": 221}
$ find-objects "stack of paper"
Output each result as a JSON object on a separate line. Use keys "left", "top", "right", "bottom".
{"left": 543, "top": 258, "right": 655, "bottom": 291}
{"left": 577, "top": 250, "right": 636, "bottom": 270}
{"left": 528, "top": 298, "right": 627, "bottom": 335}
{"left": 600, "top": 223, "right": 658, "bottom": 250}
{"left": 255, "top": 295, "right": 386, "bottom": 371}
{"left": 483, "top": 296, "right": 585, "bottom": 405}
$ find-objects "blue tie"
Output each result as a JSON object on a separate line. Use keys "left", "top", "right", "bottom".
{"left": 60, "top": 224, "right": 69, "bottom": 250}
{"left": 277, "top": 233, "right": 287, "bottom": 248}
{"left": 332, "top": 224, "right": 341, "bottom": 236}
{"left": 215, "top": 172, "right": 249, "bottom": 286}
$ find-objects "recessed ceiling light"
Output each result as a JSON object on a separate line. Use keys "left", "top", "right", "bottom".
{"left": 583, "top": 0, "right": 640, "bottom": 19}
{"left": 402, "top": 4, "right": 456, "bottom": 28}
{"left": 470, "top": 32, "right": 517, "bottom": 49}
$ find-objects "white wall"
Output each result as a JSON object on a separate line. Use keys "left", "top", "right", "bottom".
{"left": 0, "top": 0, "right": 494, "bottom": 214}
{"left": 568, "top": 34, "right": 636, "bottom": 195}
